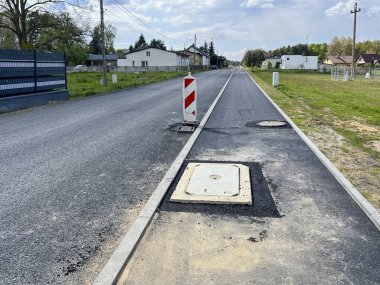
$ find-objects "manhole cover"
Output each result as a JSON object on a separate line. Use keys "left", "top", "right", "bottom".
{"left": 246, "top": 120, "right": 287, "bottom": 127}
{"left": 185, "top": 164, "right": 240, "bottom": 196}
{"left": 177, "top": 125, "right": 196, "bottom": 133}
{"left": 170, "top": 163, "right": 252, "bottom": 205}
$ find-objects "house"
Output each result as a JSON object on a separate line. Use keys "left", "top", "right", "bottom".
{"left": 86, "top": 54, "right": 118, "bottom": 67}
{"left": 323, "top": 55, "right": 353, "bottom": 66}
{"left": 355, "top": 54, "right": 380, "bottom": 66}
{"left": 117, "top": 47, "right": 190, "bottom": 67}
{"left": 281, "top": 55, "right": 318, "bottom": 70}
{"left": 184, "top": 45, "right": 210, "bottom": 68}
{"left": 261, "top": 56, "right": 281, "bottom": 69}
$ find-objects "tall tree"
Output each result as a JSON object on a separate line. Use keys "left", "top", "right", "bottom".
{"left": 134, "top": 33, "right": 147, "bottom": 50}
{"left": 203, "top": 41, "right": 208, "bottom": 54}
{"left": 88, "top": 23, "right": 116, "bottom": 54}
{"left": 328, "top": 36, "right": 352, "bottom": 55}
{"left": 0, "top": 0, "right": 87, "bottom": 48}
{"left": 149, "top": 38, "right": 166, "bottom": 50}
{"left": 209, "top": 41, "right": 215, "bottom": 56}
{"left": 0, "top": 15, "right": 17, "bottom": 48}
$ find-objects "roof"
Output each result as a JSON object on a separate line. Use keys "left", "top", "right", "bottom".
{"left": 87, "top": 54, "right": 118, "bottom": 61}
{"left": 186, "top": 44, "right": 210, "bottom": 57}
{"left": 325, "top": 55, "right": 353, "bottom": 64}
{"left": 357, "top": 54, "right": 380, "bottom": 63}
{"left": 125, "top": 47, "right": 189, "bottom": 57}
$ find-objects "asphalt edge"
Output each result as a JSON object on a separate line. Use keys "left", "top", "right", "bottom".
{"left": 92, "top": 70, "right": 235, "bottom": 285}
{"left": 244, "top": 69, "right": 380, "bottom": 231}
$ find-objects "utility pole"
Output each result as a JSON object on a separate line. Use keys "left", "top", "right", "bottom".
{"left": 194, "top": 34, "right": 197, "bottom": 70}
{"left": 100, "top": 0, "right": 107, "bottom": 85}
{"left": 351, "top": 2, "right": 361, "bottom": 77}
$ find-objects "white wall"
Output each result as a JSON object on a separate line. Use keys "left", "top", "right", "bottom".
{"left": 281, "top": 55, "right": 318, "bottom": 70}
{"left": 202, "top": 55, "right": 210, "bottom": 66}
{"left": 117, "top": 48, "right": 189, "bottom": 67}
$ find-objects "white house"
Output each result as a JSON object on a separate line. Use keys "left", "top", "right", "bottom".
{"left": 261, "top": 57, "right": 281, "bottom": 69}
{"left": 281, "top": 55, "right": 318, "bottom": 70}
{"left": 184, "top": 45, "right": 210, "bottom": 68}
{"left": 117, "top": 48, "right": 190, "bottom": 67}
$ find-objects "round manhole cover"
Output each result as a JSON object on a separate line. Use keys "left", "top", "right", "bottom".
{"left": 246, "top": 120, "right": 287, "bottom": 128}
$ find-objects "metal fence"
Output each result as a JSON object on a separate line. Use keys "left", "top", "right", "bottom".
{"left": 0, "top": 49, "right": 67, "bottom": 98}
{"left": 368, "top": 67, "right": 380, "bottom": 80}
{"left": 67, "top": 65, "right": 196, "bottom": 73}
{"left": 331, "top": 67, "right": 350, "bottom": 81}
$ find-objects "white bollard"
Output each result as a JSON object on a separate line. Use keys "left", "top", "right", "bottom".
{"left": 273, "top": 72, "right": 279, "bottom": 87}
{"left": 112, "top": 74, "right": 117, "bottom": 84}
{"left": 183, "top": 72, "right": 197, "bottom": 122}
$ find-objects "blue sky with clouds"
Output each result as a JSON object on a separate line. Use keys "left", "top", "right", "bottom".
{"left": 88, "top": 0, "right": 380, "bottom": 60}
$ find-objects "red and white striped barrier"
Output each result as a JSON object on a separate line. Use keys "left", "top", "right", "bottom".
{"left": 183, "top": 73, "right": 197, "bottom": 123}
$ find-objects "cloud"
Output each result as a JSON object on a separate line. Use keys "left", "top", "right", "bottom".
{"left": 367, "top": 5, "right": 380, "bottom": 16}
{"left": 224, "top": 48, "right": 249, "bottom": 61}
{"left": 324, "top": 0, "right": 355, "bottom": 16}
{"left": 240, "top": 0, "right": 274, "bottom": 9}
{"left": 162, "top": 14, "right": 193, "bottom": 26}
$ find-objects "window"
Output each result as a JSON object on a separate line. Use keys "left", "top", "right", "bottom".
{"left": 142, "top": 61, "right": 148, "bottom": 67}
{"left": 132, "top": 61, "right": 135, "bottom": 67}
{"left": 287, "top": 58, "right": 290, "bottom": 60}
{"left": 146, "top": 51, "right": 150, "bottom": 56}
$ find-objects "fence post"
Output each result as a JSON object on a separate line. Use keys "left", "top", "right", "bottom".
{"left": 64, "top": 51, "right": 68, "bottom": 90}
{"left": 33, "top": 49, "right": 37, "bottom": 93}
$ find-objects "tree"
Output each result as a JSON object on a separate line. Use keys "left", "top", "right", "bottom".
{"left": 0, "top": 0, "right": 87, "bottom": 48}
{"left": 149, "top": 38, "right": 166, "bottom": 50}
{"left": 88, "top": 23, "right": 116, "bottom": 54}
{"left": 134, "top": 34, "right": 147, "bottom": 51}
{"left": 116, "top": 49, "right": 125, "bottom": 59}
{"left": 328, "top": 36, "right": 352, "bottom": 55}
{"left": 0, "top": 15, "right": 17, "bottom": 48}
{"left": 203, "top": 41, "right": 208, "bottom": 54}
{"left": 209, "top": 41, "right": 215, "bottom": 56}
{"left": 242, "top": 49, "right": 267, "bottom": 67}
{"left": 309, "top": 43, "right": 328, "bottom": 61}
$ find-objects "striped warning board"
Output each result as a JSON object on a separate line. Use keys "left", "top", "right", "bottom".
{"left": 183, "top": 73, "right": 197, "bottom": 122}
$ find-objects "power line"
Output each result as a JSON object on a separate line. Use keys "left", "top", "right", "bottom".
{"left": 110, "top": 0, "right": 188, "bottom": 45}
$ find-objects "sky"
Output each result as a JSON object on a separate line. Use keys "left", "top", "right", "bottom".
{"left": 86, "top": 0, "right": 380, "bottom": 61}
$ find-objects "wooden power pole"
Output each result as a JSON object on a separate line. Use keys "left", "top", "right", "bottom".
{"left": 100, "top": 0, "right": 107, "bottom": 85}
{"left": 351, "top": 2, "right": 361, "bottom": 77}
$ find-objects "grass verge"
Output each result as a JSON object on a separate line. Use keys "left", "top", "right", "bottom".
{"left": 247, "top": 68, "right": 380, "bottom": 210}
{"left": 67, "top": 71, "right": 191, "bottom": 98}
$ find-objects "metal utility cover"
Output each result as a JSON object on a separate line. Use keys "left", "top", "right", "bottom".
{"left": 170, "top": 163, "right": 252, "bottom": 205}
{"left": 185, "top": 164, "right": 239, "bottom": 196}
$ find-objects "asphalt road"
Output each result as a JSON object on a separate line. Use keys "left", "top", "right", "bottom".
{"left": 0, "top": 69, "right": 232, "bottom": 285}
{"left": 121, "top": 69, "right": 380, "bottom": 284}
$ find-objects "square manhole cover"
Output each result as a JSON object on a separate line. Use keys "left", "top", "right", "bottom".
{"left": 170, "top": 163, "right": 252, "bottom": 205}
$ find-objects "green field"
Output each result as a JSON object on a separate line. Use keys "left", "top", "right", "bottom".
{"left": 247, "top": 69, "right": 380, "bottom": 209}
{"left": 67, "top": 71, "right": 190, "bottom": 98}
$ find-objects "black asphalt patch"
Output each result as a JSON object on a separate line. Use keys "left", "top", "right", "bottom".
{"left": 159, "top": 160, "right": 281, "bottom": 218}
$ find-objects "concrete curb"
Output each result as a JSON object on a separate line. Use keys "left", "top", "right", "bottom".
{"left": 244, "top": 70, "right": 380, "bottom": 231}
{"left": 92, "top": 70, "right": 235, "bottom": 285}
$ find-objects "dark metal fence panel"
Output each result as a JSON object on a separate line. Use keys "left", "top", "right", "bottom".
{"left": 0, "top": 49, "right": 67, "bottom": 98}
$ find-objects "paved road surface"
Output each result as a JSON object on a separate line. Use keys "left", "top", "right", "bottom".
{"left": 0, "top": 70, "right": 232, "bottom": 284}
{"left": 120, "top": 69, "right": 380, "bottom": 285}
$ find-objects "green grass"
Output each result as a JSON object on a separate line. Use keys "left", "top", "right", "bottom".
{"left": 248, "top": 69, "right": 380, "bottom": 158}
{"left": 247, "top": 68, "right": 380, "bottom": 208}
{"left": 250, "top": 70, "right": 380, "bottom": 125}
{"left": 67, "top": 71, "right": 190, "bottom": 98}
